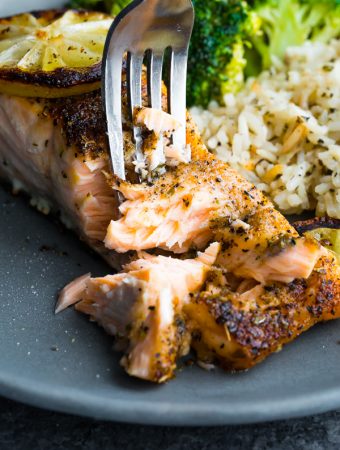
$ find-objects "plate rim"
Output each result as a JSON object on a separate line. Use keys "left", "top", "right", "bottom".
{"left": 1, "top": 371, "right": 340, "bottom": 425}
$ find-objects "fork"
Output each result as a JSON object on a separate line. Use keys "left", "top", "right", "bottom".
{"left": 102, "top": 0, "right": 194, "bottom": 180}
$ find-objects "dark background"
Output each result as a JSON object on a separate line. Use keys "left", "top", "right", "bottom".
{"left": 1, "top": 397, "right": 339, "bottom": 449}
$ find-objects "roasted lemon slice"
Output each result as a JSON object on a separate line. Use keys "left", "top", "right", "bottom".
{"left": 304, "top": 228, "right": 340, "bottom": 262}
{"left": 0, "top": 10, "right": 113, "bottom": 98}
{"left": 293, "top": 217, "right": 340, "bottom": 261}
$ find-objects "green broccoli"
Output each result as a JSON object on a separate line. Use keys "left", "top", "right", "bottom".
{"left": 248, "top": 0, "right": 340, "bottom": 73}
{"left": 69, "top": 0, "right": 106, "bottom": 11}
{"left": 109, "top": 0, "right": 130, "bottom": 15}
{"left": 69, "top": 0, "right": 130, "bottom": 15}
{"left": 187, "top": 0, "right": 259, "bottom": 107}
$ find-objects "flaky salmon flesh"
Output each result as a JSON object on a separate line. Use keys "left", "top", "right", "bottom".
{"left": 1, "top": 70, "right": 340, "bottom": 382}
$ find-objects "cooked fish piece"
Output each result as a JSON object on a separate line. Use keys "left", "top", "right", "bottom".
{"left": 186, "top": 252, "right": 340, "bottom": 370}
{"left": 56, "top": 243, "right": 220, "bottom": 382}
{"left": 0, "top": 65, "right": 169, "bottom": 267}
{"left": 0, "top": 75, "right": 191, "bottom": 267}
{"left": 212, "top": 214, "right": 324, "bottom": 284}
{"left": 1, "top": 63, "right": 340, "bottom": 383}
{"left": 0, "top": 91, "right": 123, "bottom": 266}
{"left": 80, "top": 109, "right": 339, "bottom": 379}
{"left": 59, "top": 242, "right": 340, "bottom": 379}
{"left": 134, "top": 107, "right": 192, "bottom": 178}
{"left": 0, "top": 68, "right": 317, "bottom": 286}
{"left": 135, "top": 107, "right": 182, "bottom": 135}
{"left": 104, "top": 141, "right": 324, "bottom": 284}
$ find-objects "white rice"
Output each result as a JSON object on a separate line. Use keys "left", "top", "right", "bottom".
{"left": 190, "top": 40, "right": 340, "bottom": 218}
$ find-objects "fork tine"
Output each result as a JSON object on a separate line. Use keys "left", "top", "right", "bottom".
{"left": 103, "top": 48, "right": 125, "bottom": 180}
{"left": 168, "top": 48, "right": 189, "bottom": 150}
{"left": 127, "top": 51, "right": 144, "bottom": 165}
{"left": 146, "top": 50, "right": 165, "bottom": 171}
{"left": 147, "top": 51, "right": 164, "bottom": 110}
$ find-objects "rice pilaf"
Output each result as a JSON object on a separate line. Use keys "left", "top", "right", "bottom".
{"left": 191, "top": 40, "right": 340, "bottom": 218}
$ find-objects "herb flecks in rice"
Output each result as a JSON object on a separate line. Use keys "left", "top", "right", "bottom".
{"left": 191, "top": 40, "right": 340, "bottom": 218}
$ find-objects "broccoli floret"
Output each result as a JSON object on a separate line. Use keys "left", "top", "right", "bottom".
{"left": 249, "top": 0, "right": 340, "bottom": 72}
{"left": 69, "top": 0, "right": 130, "bottom": 15}
{"left": 69, "top": 0, "right": 106, "bottom": 10}
{"left": 109, "top": 0, "right": 130, "bottom": 15}
{"left": 187, "top": 0, "right": 259, "bottom": 107}
{"left": 309, "top": 0, "right": 340, "bottom": 43}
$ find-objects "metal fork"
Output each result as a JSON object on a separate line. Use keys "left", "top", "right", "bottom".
{"left": 102, "top": 0, "right": 194, "bottom": 180}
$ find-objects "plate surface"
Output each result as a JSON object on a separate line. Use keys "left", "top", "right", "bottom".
{"left": 1, "top": 186, "right": 340, "bottom": 426}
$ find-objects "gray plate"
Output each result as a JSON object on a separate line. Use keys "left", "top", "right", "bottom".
{"left": 1, "top": 186, "right": 340, "bottom": 426}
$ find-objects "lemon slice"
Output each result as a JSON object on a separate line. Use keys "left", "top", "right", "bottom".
{"left": 304, "top": 228, "right": 340, "bottom": 262}
{"left": 0, "top": 10, "right": 113, "bottom": 98}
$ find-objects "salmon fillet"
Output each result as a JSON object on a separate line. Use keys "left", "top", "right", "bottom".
{"left": 56, "top": 243, "right": 220, "bottom": 382}
{"left": 0, "top": 69, "right": 187, "bottom": 266}
{"left": 104, "top": 133, "right": 323, "bottom": 284}
{"left": 57, "top": 111, "right": 340, "bottom": 381}
{"left": 186, "top": 253, "right": 340, "bottom": 370}
{"left": 0, "top": 91, "right": 122, "bottom": 267}
{"left": 59, "top": 242, "right": 340, "bottom": 381}
{"left": 0, "top": 70, "right": 339, "bottom": 383}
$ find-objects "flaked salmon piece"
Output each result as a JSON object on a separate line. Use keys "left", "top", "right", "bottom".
{"left": 140, "top": 133, "right": 191, "bottom": 176}
{"left": 186, "top": 253, "right": 340, "bottom": 371}
{"left": 104, "top": 143, "right": 324, "bottom": 284}
{"left": 164, "top": 144, "right": 191, "bottom": 165}
{"left": 0, "top": 65, "right": 169, "bottom": 267}
{"left": 104, "top": 147, "right": 267, "bottom": 254}
{"left": 56, "top": 243, "right": 220, "bottom": 382}
{"left": 230, "top": 238, "right": 323, "bottom": 283}
{"left": 104, "top": 172, "right": 218, "bottom": 253}
{"left": 134, "top": 107, "right": 181, "bottom": 134}
{"left": 60, "top": 243, "right": 340, "bottom": 379}
{"left": 0, "top": 91, "right": 124, "bottom": 267}
{"left": 142, "top": 133, "right": 166, "bottom": 173}
{"left": 135, "top": 107, "right": 182, "bottom": 134}
{"left": 0, "top": 77, "right": 192, "bottom": 267}
{"left": 135, "top": 107, "right": 191, "bottom": 178}
{"left": 212, "top": 213, "right": 325, "bottom": 283}
{"left": 56, "top": 272, "right": 91, "bottom": 314}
